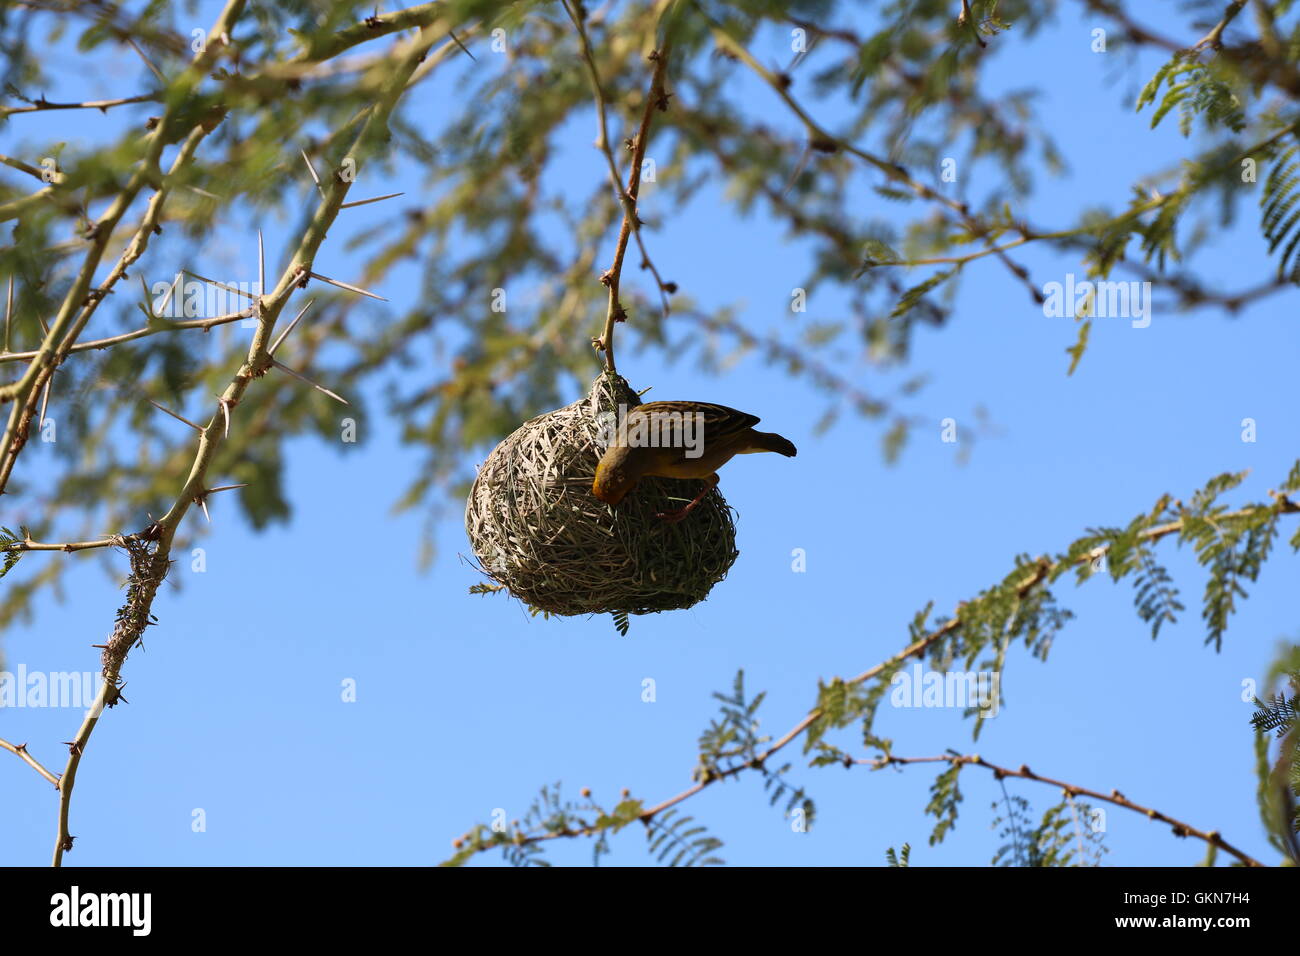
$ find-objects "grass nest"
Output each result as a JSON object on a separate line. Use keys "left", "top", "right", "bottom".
{"left": 465, "top": 372, "right": 739, "bottom": 616}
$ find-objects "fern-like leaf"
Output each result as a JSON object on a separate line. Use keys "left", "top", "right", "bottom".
{"left": 1262, "top": 134, "right": 1300, "bottom": 282}
{"left": 644, "top": 809, "right": 724, "bottom": 867}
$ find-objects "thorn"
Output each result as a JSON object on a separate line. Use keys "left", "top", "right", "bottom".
{"left": 196, "top": 495, "right": 211, "bottom": 523}
{"left": 138, "top": 274, "right": 158, "bottom": 321}
{"left": 269, "top": 300, "right": 314, "bottom": 356}
{"left": 307, "top": 271, "right": 386, "bottom": 301}
{"left": 3, "top": 274, "right": 13, "bottom": 353}
{"left": 217, "top": 396, "right": 230, "bottom": 438}
{"left": 270, "top": 359, "right": 349, "bottom": 405}
{"left": 186, "top": 184, "right": 222, "bottom": 200}
{"left": 125, "top": 36, "right": 166, "bottom": 84}
{"left": 61, "top": 741, "right": 82, "bottom": 757}
{"left": 300, "top": 149, "right": 325, "bottom": 197}
{"left": 183, "top": 269, "right": 257, "bottom": 301}
{"left": 154, "top": 273, "right": 181, "bottom": 317}
{"left": 90, "top": 644, "right": 108, "bottom": 649}
{"left": 339, "top": 192, "right": 405, "bottom": 209}
{"left": 147, "top": 398, "right": 205, "bottom": 433}
{"left": 782, "top": 144, "right": 813, "bottom": 198}
{"left": 257, "top": 230, "right": 265, "bottom": 299}
{"left": 448, "top": 30, "right": 477, "bottom": 61}
{"left": 206, "top": 483, "right": 247, "bottom": 495}
{"left": 37, "top": 375, "right": 53, "bottom": 429}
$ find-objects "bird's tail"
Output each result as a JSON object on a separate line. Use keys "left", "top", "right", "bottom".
{"left": 748, "top": 430, "right": 797, "bottom": 457}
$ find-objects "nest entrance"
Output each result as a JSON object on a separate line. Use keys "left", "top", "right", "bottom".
{"left": 465, "top": 373, "right": 739, "bottom": 616}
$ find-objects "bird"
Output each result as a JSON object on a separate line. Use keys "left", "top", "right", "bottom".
{"left": 591, "top": 400, "right": 797, "bottom": 522}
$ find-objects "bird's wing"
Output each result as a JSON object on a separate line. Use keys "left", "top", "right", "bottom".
{"left": 633, "top": 401, "right": 760, "bottom": 446}
{"left": 636, "top": 401, "right": 760, "bottom": 428}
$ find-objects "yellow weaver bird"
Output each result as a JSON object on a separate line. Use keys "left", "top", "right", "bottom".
{"left": 592, "top": 401, "right": 797, "bottom": 522}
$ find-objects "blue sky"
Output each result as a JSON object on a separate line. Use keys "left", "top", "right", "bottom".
{"left": 2, "top": 2, "right": 1297, "bottom": 866}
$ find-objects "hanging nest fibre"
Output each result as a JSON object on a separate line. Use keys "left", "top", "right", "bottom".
{"left": 465, "top": 373, "right": 739, "bottom": 616}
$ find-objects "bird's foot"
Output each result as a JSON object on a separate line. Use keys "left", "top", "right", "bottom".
{"left": 655, "top": 477, "right": 718, "bottom": 523}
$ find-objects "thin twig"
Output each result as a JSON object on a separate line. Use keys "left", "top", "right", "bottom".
{"left": 3, "top": 535, "right": 123, "bottom": 554}
{"left": 866, "top": 753, "right": 1264, "bottom": 867}
{"left": 698, "top": 5, "right": 1043, "bottom": 301}
{"left": 0, "top": 308, "right": 254, "bottom": 365}
{"left": 0, "top": 93, "right": 155, "bottom": 120}
{"left": 0, "top": 153, "right": 50, "bottom": 182}
{"left": 0, "top": 737, "right": 61, "bottom": 787}
{"left": 561, "top": 0, "right": 675, "bottom": 372}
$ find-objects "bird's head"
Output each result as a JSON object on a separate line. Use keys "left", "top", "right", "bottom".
{"left": 592, "top": 447, "right": 640, "bottom": 505}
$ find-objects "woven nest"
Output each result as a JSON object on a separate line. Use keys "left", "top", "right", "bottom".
{"left": 465, "top": 373, "right": 739, "bottom": 616}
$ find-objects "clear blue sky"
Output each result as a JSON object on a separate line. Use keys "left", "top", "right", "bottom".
{"left": 3, "top": 2, "right": 1297, "bottom": 866}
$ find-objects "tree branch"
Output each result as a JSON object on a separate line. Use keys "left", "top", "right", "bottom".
{"left": 0, "top": 92, "right": 156, "bottom": 121}
{"left": 0, "top": 737, "right": 61, "bottom": 788}
{"left": 449, "top": 493, "right": 1300, "bottom": 863}
{"left": 865, "top": 752, "right": 1264, "bottom": 867}
{"left": 562, "top": 0, "right": 674, "bottom": 373}
{"left": 44, "top": 8, "right": 460, "bottom": 868}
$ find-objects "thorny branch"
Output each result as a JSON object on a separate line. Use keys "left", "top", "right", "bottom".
{"left": 0, "top": 0, "right": 463, "bottom": 866}
{"left": 5, "top": 0, "right": 1299, "bottom": 870}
